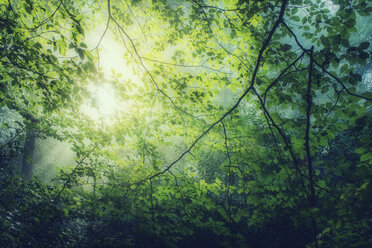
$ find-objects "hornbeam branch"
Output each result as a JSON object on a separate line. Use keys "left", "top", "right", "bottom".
{"left": 133, "top": 0, "right": 289, "bottom": 184}
{"left": 53, "top": 149, "right": 93, "bottom": 202}
{"left": 281, "top": 21, "right": 372, "bottom": 101}
{"left": 252, "top": 86, "right": 309, "bottom": 199}
{"left": 263, "top": 50, "right": 306, "bottom": 104}
{"left": 107, "top": 0, "right": 199, "bottom": 120}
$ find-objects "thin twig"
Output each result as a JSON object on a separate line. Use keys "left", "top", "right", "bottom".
{"left": 54, "top": 149, "right": 94, "bottom": 202}
{"left": 263, "top": 51, "right": 306, "bottom": 104}
{"left": 0, "top": 129, "right": 24, "bottom": 151}
{"left": 33, "top": 0, "right": 64, "bottom": 30}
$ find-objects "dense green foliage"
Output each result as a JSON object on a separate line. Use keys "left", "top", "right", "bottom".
{"left": 1, "top": 0, "right": 372, "bottom": 247}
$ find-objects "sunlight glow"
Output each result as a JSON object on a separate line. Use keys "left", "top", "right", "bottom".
{"left": 94, "top": 84, "right": 117, "bottom": 115}
{"left": 79, "top": 26, "right": 134, "bottom": 125}
{"left": 81, "top": 83, "right": 122, "bottom": 123}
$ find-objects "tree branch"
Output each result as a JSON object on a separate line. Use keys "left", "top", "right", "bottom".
{"left": 263, "top": 50, "right": 306, "bottom": 104}
{"left": 140, "top": 56, "right": 229, "bottom": 74}
{"left": 252, "top": 86, "right": 309, "bottom": 199}
{"left": 132, "top": 0, "right": 289, "bottom": 184}
{"left": 107, "top": 0, "right": 200, "bottom": 120}
{"left": 53, "top": 149, "right": 94, "bottom": 202}
{"left": 0, "top": 129, "right": 24, "bottom": 151}
{"left": 192, "top": 0, "right": 250, "bottom": 70}
{"left": 313, "top": 60, "right": 372, "bottom": 101}
{"left": 248, "top": 0, "right": 288, "bottom": 90}
{"left": 281, "top": 20, "right": 372, "bottom": 101}
{"left": 33, "top": 0, "right": 64, "bottom": 30}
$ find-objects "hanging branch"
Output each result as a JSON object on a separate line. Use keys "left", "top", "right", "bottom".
{"left": 90, "top": 5, "right": 110, "bottom": 52}
{"left": 248, "top": 0, "right": 288, "bottom": 89}
{"left": 261, "top": 109, "right": 297, "bottom": 200}
{"left": 252, "top": 86, "right": 310, "bottom": 199}
{"left": 313, "top": 59, "right": 372, "bottom": 101}
{"left": 123, "top": 0, "right": 147, "bottom": 42}
{"left": 167, "top": 170, "right": 194, "bottom": 224}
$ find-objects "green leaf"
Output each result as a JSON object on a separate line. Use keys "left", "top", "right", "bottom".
{"left": 359, "top": 42, "right": 370, "bottom": 49}
{"left": 355, "top": 147, "right": 367, "bottom": 154}
{"left": 340, "top": 64, "right": 348, "bottom": 73}
{"left": 321, "top": 85, "right": 329, "bottom": 94}
{"left": 357, "top": 182, "right": 369, "bottom": 191}
{"left": 341, "top": 39, "right": 349, "bottom": 47}
{"left": 80, "top": 42, "right": 87, "bottom": 48}
{"left": 320, "top": 36, "right": 330, "bottom": 47}
{"left": 358, "top": 51, "right": 369, "bottom": 60}
{"left": 283, "top": 44, "right": 291, "bottom": 51}
{"left": 318, "top": 180, "right": 326, "bottom": 188}
{"left": 77, "top": 48, "right": 85, "bottom": 60}
{"left": 360, "top": 153, "right": 372, "bottom": 162}
{"left": 251, "top": 18, "right": 258, "bottom": 27}
{"left": 292, "top": 16, "right": 300, "bottom": 22}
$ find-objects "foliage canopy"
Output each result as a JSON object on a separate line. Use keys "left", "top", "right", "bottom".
{"left": 1, "top": 0, "right": 372, "bottom": 247}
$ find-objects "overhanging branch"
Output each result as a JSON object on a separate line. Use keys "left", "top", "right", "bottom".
{"left": 107, "top": 0, "right": 200, "bottom": 120}
{"left": 133, "top": 0, "right": 289, "bottom": 184}
{"left": 281, "top": 21, "right": 372, "bottom": 101}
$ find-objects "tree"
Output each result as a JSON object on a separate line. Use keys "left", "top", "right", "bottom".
{"left": 0, "top": 0, "right": 371, "bottom": 247}
{"left": 0, "top": 0, "right": 96, "bottom": 178}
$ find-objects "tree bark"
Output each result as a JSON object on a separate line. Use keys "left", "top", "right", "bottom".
{"left": 22, "top": 131, "right": 35, "bottom": 180}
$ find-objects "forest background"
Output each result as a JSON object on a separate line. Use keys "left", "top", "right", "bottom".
{"left": 0, "top": 0, "right": 372, "bottom": 247}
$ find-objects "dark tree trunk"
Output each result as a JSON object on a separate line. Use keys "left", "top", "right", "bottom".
{"left": 22, "top": 131, "right": 36, "bottom": 180}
